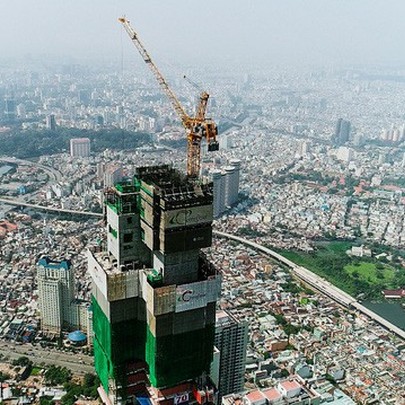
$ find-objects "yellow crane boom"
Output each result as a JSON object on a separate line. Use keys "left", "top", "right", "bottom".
{"left": 118, "top": 17, "right": 219, "bottom": 177}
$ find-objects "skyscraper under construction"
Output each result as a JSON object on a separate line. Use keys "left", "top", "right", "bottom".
{"left": 88, "top": 165, "right": 221, "bottom": 405}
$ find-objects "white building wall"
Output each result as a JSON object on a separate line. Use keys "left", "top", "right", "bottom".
{"left": 212, "top": 170, "right": 223, "bottom": 218}
{"left": 37, "top": 260, "right": 75, "bottom": 333}
{"left": 70, "top": 138, "right": 91, "bottom": 157}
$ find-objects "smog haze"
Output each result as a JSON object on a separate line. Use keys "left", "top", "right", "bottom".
{"left": 2, "top": 0, "right": 405, "bottom": 67}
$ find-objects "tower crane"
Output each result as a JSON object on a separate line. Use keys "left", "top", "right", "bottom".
{"left": 118, "top": 17, "right": 219, "bottom": 178}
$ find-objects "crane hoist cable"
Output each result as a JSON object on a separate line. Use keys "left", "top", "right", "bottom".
{"left": 118, "top": 16, "right": 219, "bottom": 178}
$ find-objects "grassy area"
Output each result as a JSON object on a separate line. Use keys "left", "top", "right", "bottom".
{"left": 279, "top": 241, "right": 401, "bottom": 300}
{"left": 345, "top": 262, "right": 395, "bottom": 284}
{"left": 321, "top": 241, "right": 353, "bottom": 253}
{"left": 30, "top": 367, "right": 42, "bottom": 376}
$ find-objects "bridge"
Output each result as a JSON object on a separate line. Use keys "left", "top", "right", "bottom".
{"left": 213, "top": 230, "right": 405, "bottom": 341}
{"left": 0, "top": 198, "right": 103, "bottom": 218}
{"left": 0, "top": 197, "right": 403, "bottom": 340}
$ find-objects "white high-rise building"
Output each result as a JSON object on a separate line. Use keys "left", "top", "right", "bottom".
{"left": 224, "top": 166, "right": 236, "bottom": 206}
{"left": 70, "top": 137, "right": 91, "bottom": 157}
{"left": 336, "top": 147, "right": 353, "bottom": 163}
{"left": 104, "top": 164, "right": 123, "bottom": 188}
{"left": 211, "top": 159, "right": 241, "bottom": 218}
{"left": 212, "top": 169, "right": 224, "bottom": 218}
{"left": 228, "top": 159, "right": 241, "bottom": 205}
{"left": 37, "top": 257, "right": 75, "bottom": 333}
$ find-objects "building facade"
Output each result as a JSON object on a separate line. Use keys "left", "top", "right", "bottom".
{"left": 4, "top": 97, "right": 16, "bottom": 122}
{"left": 70, "top": 137, "right": 91, "bottom": 157}
{"left": 37, "top": 257, "right": 75, "bottom": 333}
{"left": 213, "top": 310, "right": 248, "bottom": 400}
{"left": 89, "top": 165, "right": 221, "bottom": 405}
{"left": 211, "top": 160, "right": 241, "bottom": 218}
{"left": 104, "top": 164, "right": 123, "bottom": 188}
{"left": 333, "top": 118, "right": 351, "bottom": 145}
{"left": 46, "top": 114, "right": 57, "bottom": 131}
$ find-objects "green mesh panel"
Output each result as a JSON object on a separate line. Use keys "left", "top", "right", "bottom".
{"left": 92, "top": 296, "right": 114, "bottom": 392}
{"left": 92, "top": 296, "right": 147, "bottom": 397}
{"left": 93, "top": 294, "right": 215, "bottom": 392}
{"left": 146, "top": 324, "right": 215, "bottom": 388}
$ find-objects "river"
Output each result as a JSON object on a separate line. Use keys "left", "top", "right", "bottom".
{"left": 362, "top": 301, "right": 405, "bottom": 331}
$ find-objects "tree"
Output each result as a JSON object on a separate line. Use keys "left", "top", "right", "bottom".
{"left": 0, "top": 371, "right": 10, "bottom": 382}
{"left": 12, "top": 356, "right": 32, "bottom": 367}
{"left": 61, "top": 373, "right": 100, "bottom": 404}
{"left": 283, "top": 324, "right": 301, "bottom": 336}
{"left": 44, "top": 366, "right": 71, "bottom": 386}
{"left": 61, "top": 383, "right": 82, "bottom": 405}
{"left": 40, "top": 396, "right": 54, "bottom": 405}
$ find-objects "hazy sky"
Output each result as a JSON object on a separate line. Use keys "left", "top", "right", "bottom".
{"left": 2, "top": 0, "right": 405, "bottom": 67}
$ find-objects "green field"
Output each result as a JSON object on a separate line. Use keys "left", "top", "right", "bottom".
{"left": 279, "top": 241, "right": 403, "bottom": 300}
{"left": 345, "top": 262, "right": 394, "bottom": 284}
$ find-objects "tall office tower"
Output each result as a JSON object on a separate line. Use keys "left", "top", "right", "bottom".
{"left": 211, "top": 160, "right": 241, "bottom": 218}
{"left": 212, "top": 170, "right": 224, "bottom": 218}
{"left": 97, "top": 163, "right": 106, "bottom": 180}
{"left": 227, "top": 159, "right": 241, "bottom": 206}
{"left": 37, "top": 257, "right": 75, "bottom": 333}
{"left": 78, "top": 89, "right": 91, "bottom": 106}
{"left": 4, "top": 97, "right": 16, "bottom": 122}
{"left": 70, "top": 137, "right": 91, "bottom": 157}
{"left": 223, "top": 166, "right": 235, "bottom": 207}
{"left": 341, "top": 120, "right": 351, "bottom": 143}
{"left": 89, "top": 165, "right": 221, "bottom": 405}
{"left": 334, "top": 118, "right": 343, "bottom": 142}
{"left": 16, "top": 104, "right": 26, "bottom": 118}
{"left": 297, "top": 140, "right": 309, "bottom": 157}
{"left": 104, "top": 164, "right": 124, "bottom": 188}
{"left": 213, "top": 311, "right": 248, "bottom": 401}
{"left": 46, "top": 114, "right": 57, "bottom": 131}
{"left": 333, "top": 118, "right": 351, "bottom": 145}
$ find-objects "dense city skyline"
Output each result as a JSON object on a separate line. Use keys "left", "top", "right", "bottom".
{"left": 2, "top": 2, "right": 405, "bottom": 404}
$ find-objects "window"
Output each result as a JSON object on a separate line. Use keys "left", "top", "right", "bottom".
{"left": 123, "top": 233, "right": 133, "bottom": 243}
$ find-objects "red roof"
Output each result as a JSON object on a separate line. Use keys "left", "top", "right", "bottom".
{"left": 246, "top": 390, "right": 265, "bottom": 404}
{"left": 383, "top": 289, "right": 405, "bottom": 297}
{"left": 280, "top": 380, "right": 301, "bottom": 392}
{"left": 262, "top": 388, "right": 282, "bottom": 401}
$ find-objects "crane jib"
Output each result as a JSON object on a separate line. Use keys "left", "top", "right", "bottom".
{"left": 119, "top": 16, "right": 219, "bottom": 177}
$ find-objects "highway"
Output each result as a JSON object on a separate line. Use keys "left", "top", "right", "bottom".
{"left": 0, "top": 156, "right": 101, "bottom": 218}
{"left": 213, "top": 230, "right": 405, "bottom": 341}
{"left": 0, "top": 157, "right": 63, "bottom": 183}
{"left": 0, "top": 341, "right": 94, "bottom": 374}
{"left": 0, "top": 198, "right": 103, "bottom": 218}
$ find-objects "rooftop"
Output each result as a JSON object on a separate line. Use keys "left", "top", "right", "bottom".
{"left": 280, "top": 379, "right": 301, "bottom": 392}
{"left": 136, "top": 165, "right": 213, "bottom": 208}
{"left": 246, "top": 390, "right": 265, "bottom": 404}
{"left": 262, "top": 388, "right": 282, "bottom": 401}
{"left": 37, "top": 256, "right": 71, "bottom": 270}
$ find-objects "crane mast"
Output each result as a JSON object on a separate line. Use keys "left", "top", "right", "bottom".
{"left": 119, "top": 17, "right": 219, "bottom": 177}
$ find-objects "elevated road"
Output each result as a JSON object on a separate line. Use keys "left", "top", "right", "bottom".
{"left": 213, "top": 230, "right": 405, "bottom": 341}
{"left": 0, "top": 157, "right": 63, "bottom": 182}
{"left": 0, "top": 198, "right": 103, "bottom": 218}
